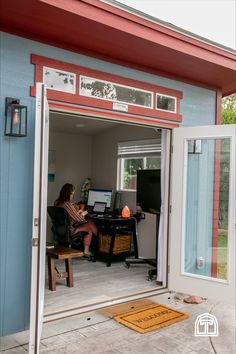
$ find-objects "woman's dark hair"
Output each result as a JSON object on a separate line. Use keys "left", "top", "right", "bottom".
{"left": 55, "top": 183, "right": 75, "bottom": 204}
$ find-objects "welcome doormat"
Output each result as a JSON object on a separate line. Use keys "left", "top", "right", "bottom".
{"left": 114, "top": 304, "right": 189, "bottom": 333}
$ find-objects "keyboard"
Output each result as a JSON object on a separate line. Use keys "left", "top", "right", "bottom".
{"left": 88, "top": 213, "right": 104, "bottom": 218}
{"left": 89, "top": 213, "right": 123, "bottom": 219}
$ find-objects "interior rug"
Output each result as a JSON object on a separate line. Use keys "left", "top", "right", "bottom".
{"left": 114, "top": 303, "right": 189, "bottom": 333}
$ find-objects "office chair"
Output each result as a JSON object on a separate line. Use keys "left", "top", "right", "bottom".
{"left": 47, "top": 206, "right": 96, "bottom": 260}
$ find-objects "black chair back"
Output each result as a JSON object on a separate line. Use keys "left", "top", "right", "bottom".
{"left": 47, "top": 206, "right": 97, "bottom": 261}
{"left": 47, "top": 206, "right": 72, "bottom": 244}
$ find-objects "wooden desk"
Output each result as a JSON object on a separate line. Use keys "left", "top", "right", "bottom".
{"left": 46, "top": 245, "right": 83, "bottom": 291}
{"left": 91, "top": 216, "right": 137, "bottom": 267}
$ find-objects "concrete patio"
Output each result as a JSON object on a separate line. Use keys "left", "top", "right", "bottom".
{"left": 0, "top": 292, "right": 235, "bottom": 353}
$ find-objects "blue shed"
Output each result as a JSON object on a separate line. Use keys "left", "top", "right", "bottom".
{"left": 0, "top": 1, "right": 235, "bottom": 352}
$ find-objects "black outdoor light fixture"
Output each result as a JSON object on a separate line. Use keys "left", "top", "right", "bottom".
{"left": 5, "top": 97, "right": 27, "bottom": 137}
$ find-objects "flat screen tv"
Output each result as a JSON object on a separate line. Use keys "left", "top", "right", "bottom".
{"left": 136, "top": 169, "right": 161, "bottom": 213}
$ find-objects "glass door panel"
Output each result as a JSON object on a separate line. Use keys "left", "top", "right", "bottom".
{"left": 185, "top": 138, "right": 230, "bottom": 281}
{"left": 169, "top": 125, "right": 235, "bottom": 303}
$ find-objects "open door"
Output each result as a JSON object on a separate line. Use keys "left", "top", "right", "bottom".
{"left": 169, "top": 124, "right": 235, "bottom": 303}
{"left": 29, "top": 83, "right": 49, "bottom": 353}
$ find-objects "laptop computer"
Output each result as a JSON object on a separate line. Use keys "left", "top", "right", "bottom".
{"left": 92, "top": 201, "right": 107, "bottom": 214}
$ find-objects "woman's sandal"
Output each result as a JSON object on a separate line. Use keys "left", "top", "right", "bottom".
{"left": 83, "top": 252, "right": 91, "bottom": 258}
{"left": 84, "top": 252, "right": 94, "bottom": 261}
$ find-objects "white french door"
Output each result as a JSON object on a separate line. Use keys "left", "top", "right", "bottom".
{"left": 29, "top": 83, "right": 49, "bottom": 353}
{"left": 169, "top": 125, "right": 235, "bottom": 303}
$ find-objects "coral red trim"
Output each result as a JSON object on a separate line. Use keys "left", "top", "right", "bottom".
{"left": 49, "top": 101, "right": 180, "bottom": 128}
{"left": 215, "top": 90, "right": 222, "bottom": 125}
{"left": 31, "top": 54, "right": 183, "bottom": 123}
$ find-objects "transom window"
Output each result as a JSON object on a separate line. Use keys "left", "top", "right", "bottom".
{"left": 156, "top": 94, "right": 176, "bottom": 113}
{"left": 80, "top": 75, "right": 153, "bottom": 108}
{"left": 117, "top": 140, "right": 161, "bottom": 191}
{"left": 32, "top": 55, "right": 183, "bottom": 123}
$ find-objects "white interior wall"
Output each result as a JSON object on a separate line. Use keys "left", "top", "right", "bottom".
{"left": 48, "top": 131, "right": 92, "bottom": 204}
{"left": 91, "top": 124, "right": 159, "bottom": 212}
{"left": 47, "top": 131, "right": 92, "bottom": 241}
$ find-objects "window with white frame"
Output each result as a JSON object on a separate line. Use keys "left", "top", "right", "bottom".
{"left": 156, "top": 93, "right": 176, "bottom": 113}
{"left": 117, "top": 139, "right": 161, "bottom": 191}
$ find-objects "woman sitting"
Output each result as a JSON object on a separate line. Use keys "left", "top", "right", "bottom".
{"left": 54, "top": 183, "right": 98, "bottom": 257}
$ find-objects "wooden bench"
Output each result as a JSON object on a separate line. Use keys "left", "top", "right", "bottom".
{"left": 46, "top": 245, "right": 83, "bottom": 291}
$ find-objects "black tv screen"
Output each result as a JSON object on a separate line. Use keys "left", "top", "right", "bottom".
{"left": 136, "top": 169, "right": 161, "bottom": 213}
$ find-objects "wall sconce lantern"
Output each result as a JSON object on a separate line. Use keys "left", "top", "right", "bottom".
{"left": 5, "top": 97, "right": 27, "bottom": 137}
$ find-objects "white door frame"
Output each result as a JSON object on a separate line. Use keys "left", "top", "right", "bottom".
{"left": 29, "top": 83, "right": 49, "bottom": 353}
{"left": 42, "top": 107, "right": 170, "bottom": 321}
{"left": 169, "top": 124, "right": 235, "bottom": 303}
{"left": 29, "top": 101, "right": 172, "bottom": 343}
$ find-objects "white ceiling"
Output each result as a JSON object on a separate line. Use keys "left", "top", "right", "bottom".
{"left": 49, "top": 111, "right": 118, "bottom": 135}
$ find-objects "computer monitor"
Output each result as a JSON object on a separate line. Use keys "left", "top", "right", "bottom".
{"left": 137, "top": 169, "right": 161, "bottom": 213}
{"left": 87, "top": 189, "right": 112, "bottom": 211}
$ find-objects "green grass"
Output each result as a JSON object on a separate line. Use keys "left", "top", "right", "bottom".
{"left": 217, "top": 234, "right": 228, "bottom": 280}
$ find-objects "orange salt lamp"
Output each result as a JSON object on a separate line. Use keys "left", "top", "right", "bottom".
{"left": 121, "top": 205, "right": 130, "bottom": 218}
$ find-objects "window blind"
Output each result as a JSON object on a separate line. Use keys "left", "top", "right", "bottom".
{"left": 118, "top": 139, "right": 161, "bottom": 158}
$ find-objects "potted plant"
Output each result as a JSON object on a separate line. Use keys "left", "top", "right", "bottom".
{"left": 80, "top": 177, "right": 91, "bottom": 209}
